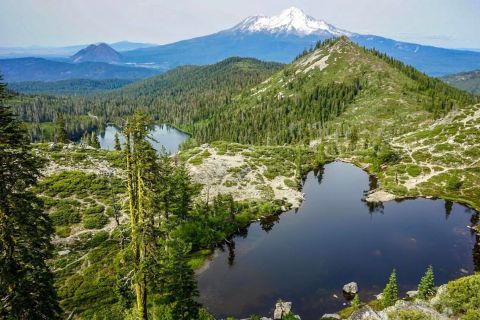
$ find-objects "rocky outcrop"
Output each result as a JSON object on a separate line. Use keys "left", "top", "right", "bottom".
{"left": 347, "top": 299, "right": 450, "bottom": 320}
{"left": 343, "top": 282, "right": 359, "bottom": 295}
{"left": 365, "top": 190, "right": 396, "bottom": 203}
{"left": 274, "top": 301, "right": 292, "bottom": 319}
{"left": 349, "top": 306, "right": 382, "bottom": 320}
{"left": 382, "top": 300, "right": 449, "bottom": 320}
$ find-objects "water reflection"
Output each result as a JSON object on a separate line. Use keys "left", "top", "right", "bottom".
{"left": 198, "top": 162, "right": 479, "bottom": 320}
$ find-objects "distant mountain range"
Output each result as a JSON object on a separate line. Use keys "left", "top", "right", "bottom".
{"left": 0, "top": 41, "right": 155, "bottom": 59}
{"left": 121, "top": 7, "right": 480, "bottom": 76}
{"left": 1, "top": 7, "right": 479, "bottom": 83}
{"left": 0, "top": 57, "right": 158, "bottom": 82}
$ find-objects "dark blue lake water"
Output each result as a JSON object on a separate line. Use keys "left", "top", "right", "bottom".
{"left": 197, "top": 161, "right": 479, "bottom": 319}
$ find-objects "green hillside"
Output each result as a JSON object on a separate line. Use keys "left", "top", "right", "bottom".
{"left": 192, "top": 37, "right": 475, "bottom": 144}
{"left": 441, "top": 70, "right": 480, "bottom": 95}
{"left": 7, "top": 57, "right": 283, "bottom": 140}
{"left": 187, "top": 37, "right": 480, "bottom": 210}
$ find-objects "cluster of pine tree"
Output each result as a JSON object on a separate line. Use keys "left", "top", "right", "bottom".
{"left": 193, "top": 78, "right": 362, "bottom": 144}
{"left": 80, "top": 131, "right": 101, "bottom": 148}
{"left": 365, "top": 47, "right": 478, "bottom": 116}
{"left": 380, "top": 266, "right": 436, "bottom": 309}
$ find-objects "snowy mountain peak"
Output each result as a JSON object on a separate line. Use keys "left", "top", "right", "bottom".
{"left": 230, "top": 7, "right": 351, "bottom": 36}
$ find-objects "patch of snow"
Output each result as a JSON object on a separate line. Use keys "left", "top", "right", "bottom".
{"left": 230, "top": 7, "right": 351, "bottom": 36}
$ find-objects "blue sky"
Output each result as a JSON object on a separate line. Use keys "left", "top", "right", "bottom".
{"left": 0, "top": 0, "right": 479, "bottom": 49}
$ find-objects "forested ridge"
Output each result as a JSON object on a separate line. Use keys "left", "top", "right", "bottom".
{"left": 6, "top": 57, "right": 283, "bottom": 141}
{"left": 191, "top": 37, "right": 477, "bottom": 145}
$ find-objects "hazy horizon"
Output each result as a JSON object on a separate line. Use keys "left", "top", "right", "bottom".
{"left": 1, "top": 0, "right": 479, "bottom": 49}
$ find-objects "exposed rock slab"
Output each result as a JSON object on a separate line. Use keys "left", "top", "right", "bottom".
{"left": 365, "top": 190, "right": 396, "bottom": 203}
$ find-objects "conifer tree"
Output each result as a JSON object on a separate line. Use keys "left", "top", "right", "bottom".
{"left": 55, "top": 113, "right": 68, "bottom": 143}
{"left": 417, "top": 265, "right": 435, "bottom": 299}
{"left": 381, "top": 269, "right": 399, "bottom": 308}
{"left": 124, "top": 111, "right": 152, "bottom": 319}
{"left": 0, "top": 77, "right": 61, "bottom": 319}
{"left": 90, "top": 131, "right": 101, "bottom": 149}
{"left": 114, "top": 132, "right": 122, "bottom": 151}
{"left": 162, "top": 238, "right": 200, "bottom": 320}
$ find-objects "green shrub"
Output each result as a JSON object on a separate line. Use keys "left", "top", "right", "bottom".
{"left": 406, "top": 165, "right": 422, "bottom": 177}
{"left": 284, "top": 178, "right": 298, "bottom": 189}
{"left": 55, "top": 226, "right": 71, "bottom": 238}
{"left": 84, "top": 205, "right": 105, "bottom": 215}
{"left": 83, "top": 214, "right": 108, "bottom": 229}
{"left": 440, "top": 274, "right": 480, "bottom": 316}
{"left": 351, "top": 294, "right": 362, "bottom": 309}
{"left": 446, "top": 176, "right": 463, "bottom": 191}
{"left": 50, "top": 208, "right": 81, "bottom": 226}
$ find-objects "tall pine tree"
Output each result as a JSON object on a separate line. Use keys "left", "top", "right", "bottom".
{"left": 0, "top": 77, "right": 61, "bottom": 318}
{"left": 381, "top": 269, "right": 399, "bottom": 308}
{"left": 161, "top": 238, "right": 199, "bottom": 320}
{"left": 55, "top": 114, "right": 68, "bottom": 143}
{"left": 417, "top": 265, "right": 435, "bottom": 299}
{"left": 114, "top": 132, "right": 122, "bottom": 151}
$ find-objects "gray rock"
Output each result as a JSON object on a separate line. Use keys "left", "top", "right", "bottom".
{"left": 348, "top": 306, "right": 382, "bottom": 320}
{"left": 274, "top": 301, "right": 292, "bottom": 320}
{"left": 58, "top": 249, "right": 70, "bottom": 256}
{"left": 406, "top": 290, "right": 418, "bottom": 298}
{"left": 321, "top": 313, "right": 341, "bottom": 319}
{"left": 375, "top": 293, "right": 383, "bottom": 300}
{"left": 343, "top": 282, "right": 359, "bottom": 294}
{"left": 380, "top": 300, "right": 449, "bottom": 320}
{"left": 429, "top": 284, "right": 447, "bottom": 309}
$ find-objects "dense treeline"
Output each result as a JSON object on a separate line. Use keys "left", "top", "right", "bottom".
{"left": 193, "top": 78, "right": 363, "bottom": 144}
{"left": 365, "top": 46, "right": 477, "bottom": 116}
{"left": 8, "top": 78, "right": 134, "bottom": 96}
{"left": 6, "top": 57, "right": 283, "bottom": 141}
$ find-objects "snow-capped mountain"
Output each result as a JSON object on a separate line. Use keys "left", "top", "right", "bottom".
{"left": 4, "top": 6, "right": 479, "bottom": 81}
{"left": 230, "top": 7, "right": 352, "bottom": 36}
